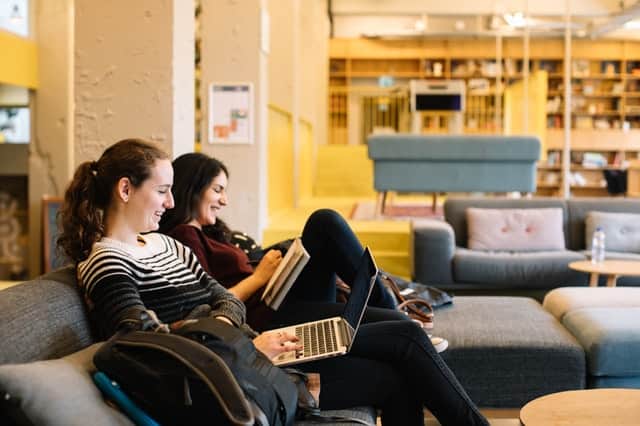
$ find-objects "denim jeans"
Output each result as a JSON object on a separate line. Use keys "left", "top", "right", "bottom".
{"left": 273, "top": 209, "right": 488, "bottom": 425}
{"left": 269, "top": 305, "right": 488, "bottom": 426}
{"left": 287, "top": 208, "right": 397, "bottom": 309}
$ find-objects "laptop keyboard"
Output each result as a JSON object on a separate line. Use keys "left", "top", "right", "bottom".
{"left": 295, "top": 319, "right": 338, "bottom": 358}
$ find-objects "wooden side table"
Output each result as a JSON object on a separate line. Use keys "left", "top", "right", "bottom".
{"left": 520, "top": 389, "right": 640, "bottom": 425}
{"left": 569, "top": 260, "right": 640, "bottom": 287}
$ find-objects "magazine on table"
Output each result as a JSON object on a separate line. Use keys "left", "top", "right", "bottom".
{"left": 261, "top": 237, "right": 310, "bottom": 310}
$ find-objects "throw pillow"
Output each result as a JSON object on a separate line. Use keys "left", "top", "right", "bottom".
{"left": 0, "top": 343, "right": 133, "bottom": 426}
{"left": 467, "top": 207, "right": 565, "bottom": 251}
{"left": 585, "top": 211, "right": 640, "bottom": 253}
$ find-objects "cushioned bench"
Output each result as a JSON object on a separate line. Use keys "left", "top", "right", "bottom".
{"left": 367, "top": 134, "right": 540, "bottom": 212}
{"left": 543, "top": 287, "right": 640, "bottom": 389}
{"left": 433, "top": 296, "right": 586, "bottom": 408}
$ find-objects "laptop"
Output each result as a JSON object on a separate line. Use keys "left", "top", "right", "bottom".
{"left": 269, "top": 247, "right": 378, "bottom": 366}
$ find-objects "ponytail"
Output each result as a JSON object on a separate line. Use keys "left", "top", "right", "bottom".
{"left": 57, "top": 161, "right": 106, "bottom": 263}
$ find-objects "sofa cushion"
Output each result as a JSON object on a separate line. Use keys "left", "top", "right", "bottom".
{"left": 562, "top": 307, "right": 640, "bottom": 377}
{"left": 444, "top": 197, "right": 568, "bottom": 248}
{"left": 585, "top": 211, "right": 640, "bottom": 253}
{"left": 453, "top": 248, "right": 586, "bottom": 288}
{"left": 0, "top": 343, "right": 133, "bottom": 426}
{"left": 567, "top": 198, "right": 640, "bottom": 250}
{"left": 0, "top": 267, "right": 94, "bottom": 364}
{"left": 466, "top": 208, "right": 565, "bottom": 251}
{"left": 433, "top": 296, "right": 585, "bottom": 408}
{"left": 543, "top": 287, "right": 640, "bottom": 320}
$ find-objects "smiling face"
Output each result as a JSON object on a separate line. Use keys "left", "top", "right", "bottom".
{"left": 194, "top": 171, "right": 228, "bottom": 227}
{"left": 127, "top": 158, "right": 175, "bottom": 233}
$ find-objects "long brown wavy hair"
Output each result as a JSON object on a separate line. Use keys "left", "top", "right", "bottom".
{"left": 57, "top": 138, "right": 169, "bottom": 263}
{"left": 158, "top": 152, "right": 232, "bottom": 243}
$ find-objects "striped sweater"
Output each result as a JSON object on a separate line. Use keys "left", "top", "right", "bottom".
{"left": 77, "top": 233, "right": 247, "bottom": 339}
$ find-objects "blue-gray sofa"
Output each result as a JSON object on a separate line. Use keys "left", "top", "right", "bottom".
{"left": 367, "top": 134, "right": 540, "bottom": 212}
{"left": 413, "top": 197, "right": 640, "bottom": 291}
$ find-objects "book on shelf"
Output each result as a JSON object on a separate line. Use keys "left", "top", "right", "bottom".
{"left": 260, "top": 237, "right": 310, "bottom": 310}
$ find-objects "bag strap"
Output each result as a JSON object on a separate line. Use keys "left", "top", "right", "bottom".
{"left": 176, "top": 317, "right": 256, "bottom": 359}
{"left": 113, "top": 331, "right": 254, "bottom": 426}
{"left": 380, "top": 273, "right": 434, "bottom": 326}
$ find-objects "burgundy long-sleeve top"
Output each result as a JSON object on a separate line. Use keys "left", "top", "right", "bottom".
{"left": 167, "top": 224, "right": 272, "bottom": 329}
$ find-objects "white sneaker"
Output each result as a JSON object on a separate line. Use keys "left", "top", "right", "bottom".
{"left": 429, "top": 335, "right": 449, "bottom": 353}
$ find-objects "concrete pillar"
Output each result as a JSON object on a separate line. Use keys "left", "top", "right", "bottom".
{"left": 29, "top": 0, "right": 74, "bottom": 278}
{"left": 29, "top": 0, "right": 195, "bottom": 277}
{"left": 199, "top": 0, "right": 268, "bottom": 240}
{"left": 74, "top": 0, "right": 194, "bottom": 163}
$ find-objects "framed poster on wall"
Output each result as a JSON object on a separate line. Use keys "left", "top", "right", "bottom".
{"left": 208, "top": 83, "right": 253, "bottom": 144}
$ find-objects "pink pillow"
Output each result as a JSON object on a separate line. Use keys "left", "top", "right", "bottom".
{"left": 466, "top": 208, "right": 565, "bottom": 251}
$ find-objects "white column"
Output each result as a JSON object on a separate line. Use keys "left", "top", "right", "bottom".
{"left": 199, "top": 0, "right": 269, "bottom": 240}
{"left": 74, "top": 0, "right": 194, "bottom": 162}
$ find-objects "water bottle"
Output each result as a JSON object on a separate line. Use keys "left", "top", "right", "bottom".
{"left": 591, "top": 227, "right": 606, "bottom": 264}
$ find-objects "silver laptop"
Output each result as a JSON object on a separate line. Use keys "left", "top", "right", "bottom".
{"left": 269, "top": 247, "right": 378, "bottom": 366}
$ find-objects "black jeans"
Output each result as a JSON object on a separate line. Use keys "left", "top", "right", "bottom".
{"left": 269, "top": 304, "right": 487, "bottom": 426}
{"left": 269, "top": 209, "right": 487, "bottom": 425}
{"left": 286, "top": 208, "right": 397, "bottom": 309}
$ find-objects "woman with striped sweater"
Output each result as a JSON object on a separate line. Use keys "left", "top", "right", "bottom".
{"left": 56, "top": 138, "right": 488, "bottom": 426}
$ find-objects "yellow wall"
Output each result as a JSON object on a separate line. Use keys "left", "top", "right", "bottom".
{"left": 268, "top": 105, "right": 294, "bottom": 215}
{"left": 504, "top": 70, "right": 548, "bottom": 158}
{"left": 298, "top": 119, "right": 314, "bottom": 201}
{"left": 0, "top": 30, "right": 38, "bottom": 88}
{"left": 314, "top": 145, "right": 376, "bottom": 197}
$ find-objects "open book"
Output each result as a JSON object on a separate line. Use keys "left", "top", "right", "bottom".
{"left": 261, "top": 238, "right": 310, "bottom": 310}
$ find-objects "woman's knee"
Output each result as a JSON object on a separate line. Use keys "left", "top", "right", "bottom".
{"left": 306, "top": 208, "right": 345, "bottom": 230}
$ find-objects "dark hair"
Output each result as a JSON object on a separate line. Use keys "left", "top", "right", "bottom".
{"left": 57, "top": 138, "right": 169, "bottom": 263}
{"left": 158, "top": 152, "right": 232, "bottom": 242}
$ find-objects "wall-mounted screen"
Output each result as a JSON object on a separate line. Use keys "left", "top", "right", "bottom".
{"left": 415, "top": 94, "right": 463, "bottom": 111}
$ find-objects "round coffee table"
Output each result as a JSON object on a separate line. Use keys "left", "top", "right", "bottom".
{"left": 520, "top": 388, "right": 640, "bottom": 425}
{"left": 569, "top": 260, "right": 640, "bottom": 287}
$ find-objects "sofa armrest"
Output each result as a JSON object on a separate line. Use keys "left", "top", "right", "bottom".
{"left": 413, "top": 219, "right": 455, "bottom": 285}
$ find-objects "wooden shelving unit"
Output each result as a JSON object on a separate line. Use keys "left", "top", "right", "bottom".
{"left": 329, "top": 38, "right": 640, "bottom": 196}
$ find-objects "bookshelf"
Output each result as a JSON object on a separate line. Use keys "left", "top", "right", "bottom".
{"left": 329, "top": 38, "right": 640, "bottom": 196}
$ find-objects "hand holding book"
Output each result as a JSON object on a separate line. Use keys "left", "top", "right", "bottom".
{"left": 261, "top": 238, "right": 310, "bottom": 310}
{"left": 251, "top": 249, "right": 283, "bottom": 284}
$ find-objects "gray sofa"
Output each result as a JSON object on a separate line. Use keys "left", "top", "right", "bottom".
{"left": 414, "top": 197, "right": 640, "bottom": 291}
{"left": 0, "top": 267, "right": 375, "bottom": 425}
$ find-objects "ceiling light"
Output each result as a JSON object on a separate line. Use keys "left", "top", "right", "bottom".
{"left": 414, "top": 14, "right": 427, "bottom": 32}
{"left": 504, "top": 12, "right": 527, "bottom": 28}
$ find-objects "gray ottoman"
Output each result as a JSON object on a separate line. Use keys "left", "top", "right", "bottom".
{"left": 433, "top": 296, "right": 586, "bottom": 408}
{"left": 562, "top": 308, "right": 640, "bottom": 389}
{"left": 543, "top": 287, "right": 640, "bottom": 389}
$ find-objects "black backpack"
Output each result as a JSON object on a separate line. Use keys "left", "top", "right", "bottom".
{"left": 94, "top": 319, "right": 298, "bottom": 426}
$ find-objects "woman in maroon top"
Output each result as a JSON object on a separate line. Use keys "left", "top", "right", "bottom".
{"left": 159, "top": 153, "right": 404, "bottom": 330}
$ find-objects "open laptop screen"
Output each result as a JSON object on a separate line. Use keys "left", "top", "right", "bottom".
{"left": 342, "top": 247, "right": 378, "bottom": 331}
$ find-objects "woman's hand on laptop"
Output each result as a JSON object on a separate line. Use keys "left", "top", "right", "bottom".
{"left": 254, "top": 330, "right": 301, "bottom": 359}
